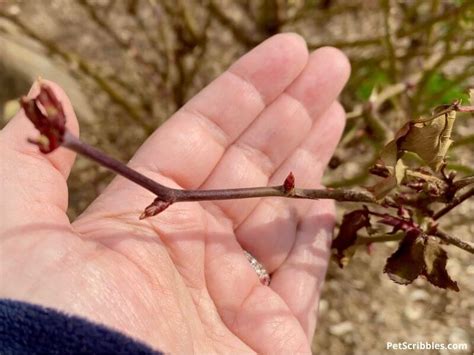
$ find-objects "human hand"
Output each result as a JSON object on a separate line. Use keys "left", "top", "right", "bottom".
{"left": 0, "top": 33, "right": 350, "bottom": 353}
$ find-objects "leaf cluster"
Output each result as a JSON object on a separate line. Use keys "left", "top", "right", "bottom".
{"left": 331, "top": 98, "right": 473, "bottom": 291}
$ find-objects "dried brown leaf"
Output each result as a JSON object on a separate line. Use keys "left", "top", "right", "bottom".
{"left": 383, "top": 230, "right": 425, "bottom": 285}
{"left": 332, "top": 209, "right": 371, "bottom": 267}
{"left": 422, "top": 238, "right": 459, "bottom": 292}
{"left": 401, "top": 111, "right": 456, "bottom": 171}
{"left": 379, "top": 122, "right": 411, "bottom": 167}
{"left": 394, "top": 158, "right": 407, "bottom": 184}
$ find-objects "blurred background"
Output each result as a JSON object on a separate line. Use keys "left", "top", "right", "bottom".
{"left": 1, "top": 0, "right": 473, "bottom": 353}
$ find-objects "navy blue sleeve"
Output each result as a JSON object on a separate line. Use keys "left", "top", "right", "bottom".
{"left": 0, "top": 299, "right": 162, "bottom": 355}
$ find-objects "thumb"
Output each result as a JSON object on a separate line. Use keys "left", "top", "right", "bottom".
{"left": 0, "top": 80, "right": 79, "bottom": 231}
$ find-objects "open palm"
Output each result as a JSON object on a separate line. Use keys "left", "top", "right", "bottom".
{"left": 0, "top": 34, "right": 349, "bottom": 353}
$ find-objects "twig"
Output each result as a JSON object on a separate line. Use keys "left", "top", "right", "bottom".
{"left": 356, "top": 220, "right": 474, "bottom": 255}
{"left": 78, "top": 0, "right": 164, "bottom": 95}
{"left": 356, "top": 233, "right": 404, "bottom": 245}
{"left": 381, "top": 0, "right": 398, "bottom": 83}
{"left": 457, "top": 105, "right": 474, "bottom": 113}
{"left": 208, "top": 0, "right": 260, "bottom": 47}
{"left": 77, "top": 0, "right": 129, "bottom": 49}
{"left": 412, "top": 103, "right": 474, "bottom": 124}
{"left": 308, "top": 1, "right": 473, "bottom": 50}
{"left": 395, "top": 1, "right": 473, "bottom": 39}
{"left": 355, "top": 226, "right": 473, "bottom": 254}
{"left": 433, "top": 186, "right": 474, "bottom": 220}
{"left": 62, "top": 131, "right": 376, "bottom": 206}
{"left": 452, "top": 176, "right": 474, "bottom": 190}
{"left": 63, "top": 131, "right": 173, "bottom": 200}
{"left": 432, "top": 229, "right": 474, "bottom": 254}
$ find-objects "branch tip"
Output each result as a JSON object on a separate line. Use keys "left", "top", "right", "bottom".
{"left": 139, "top": 198, "right": 172, "bottom": 220}
{"left": 20, "top": 83, "right": 66, "bottom": 153}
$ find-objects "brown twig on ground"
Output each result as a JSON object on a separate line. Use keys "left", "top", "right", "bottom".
{"left": 0, "top": 11, "right": 153, "bottom": 131}
{"left": 208, "top": 0, "right": 260, "bottom": 47}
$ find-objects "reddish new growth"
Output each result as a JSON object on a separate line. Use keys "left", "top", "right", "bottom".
{"left": 21, "top": 84, "right": 66, "bottom": 153}
{"left": 283, "top": 172, "right": 295, "bottom": 193}
{"left": 140, "top": 198, "right": 172, "bottom": 219}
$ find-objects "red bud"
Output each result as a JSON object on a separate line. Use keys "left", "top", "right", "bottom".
{"left": 20, "top": 83, "right": 66, "bottom": 153}
{"left": 283, "top": 172, "right": 295, "bottom": 193}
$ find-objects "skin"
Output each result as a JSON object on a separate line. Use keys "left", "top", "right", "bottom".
{"left": 0, "top": 34, "right": 350, "bottom": 354}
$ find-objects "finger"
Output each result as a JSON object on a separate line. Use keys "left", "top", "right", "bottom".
{"left": 269, "top": 199, "right": 335, "bottom": 338}
{"left": 0, "top": 80, "right": 79, "bottom": 232}
{"left": 200, "top": 48, "right": 349, "bottom": 226}
{"left": 127, "top": 33, "right": 308, "bottom": 189}
{"left": 204, "top": 215, "right": 310, "bottom": 353}
{"left": 236, "top": 102, "right": 345, "bottom": 272}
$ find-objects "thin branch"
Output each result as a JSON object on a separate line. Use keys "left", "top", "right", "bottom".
{"left": 409, "top": 103, "right": 474, "bottom": 126}
{"left": 173, "top": 185, "right": 376, "bottom": 204}
{"left": 433, "top": 186, "right": 474, "bottom": 220}
{"left": 357, "top": 225, "right": 474, "bottom": 255}
{"left": 432, "top": 229, "right": 474, "bottom": 254}
{"left": 308, "top": 1, "right": 473, "bottom": 50}
{"left": 208, "top": 0, "right": 260, "bottom": 47}
{"left": 78, "top": 0, "right": 165, "bottom": 94}
{"left": 356, "top": 233, "right": 404, "bottom": 245}
{"left": 457, "top": 105, "right": 474, "bottom": 113}
{"left": 77, "top": 0, "right": 129, "bottom": 49}
{"left": 396, "top": 1, "right": 473, "bottom": 38}
{"left": 62, "top": 131, "right": 377, "bottom": 207}
{"left": 63, "top": 132, "right": 173, "bottom": 200}
{"left": 381, "top": 0, "right": 398, "bottom": 83}
{"left": 355, "top": 227, "right": 473, "bottom": 254}
{"left": 452, "top": 176, "right": 474, "bottom": 190}
{"left": 356, "top": 230, "right": 474, "bottom": 254}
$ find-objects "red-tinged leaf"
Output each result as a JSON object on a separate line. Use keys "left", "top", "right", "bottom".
{"left": 383, "top": 230, "right": 425, "bottom": 285}
{"left": 396, "top": 205, "right": 411, "bottom": 219}
{"left": 283, "top": 172, "right": 295, "bottom": 193}
{"left": 332, "top": 208, "right": 371, "bottom": 267}
{"left": 422, "top": 238, "right": 459, "bottom": 292}
{"left": 371, "top": 210, "right": 420, "bottom": 235}
{"left": 20, "top": 83, "right": 66, "bottom": 153}
{"left": 139, "top": 198, "right": 172, "bottom": 219}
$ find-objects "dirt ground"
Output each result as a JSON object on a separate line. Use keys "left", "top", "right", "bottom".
{"left": 1, "top": 1, "right": 473, "bottom": 354}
